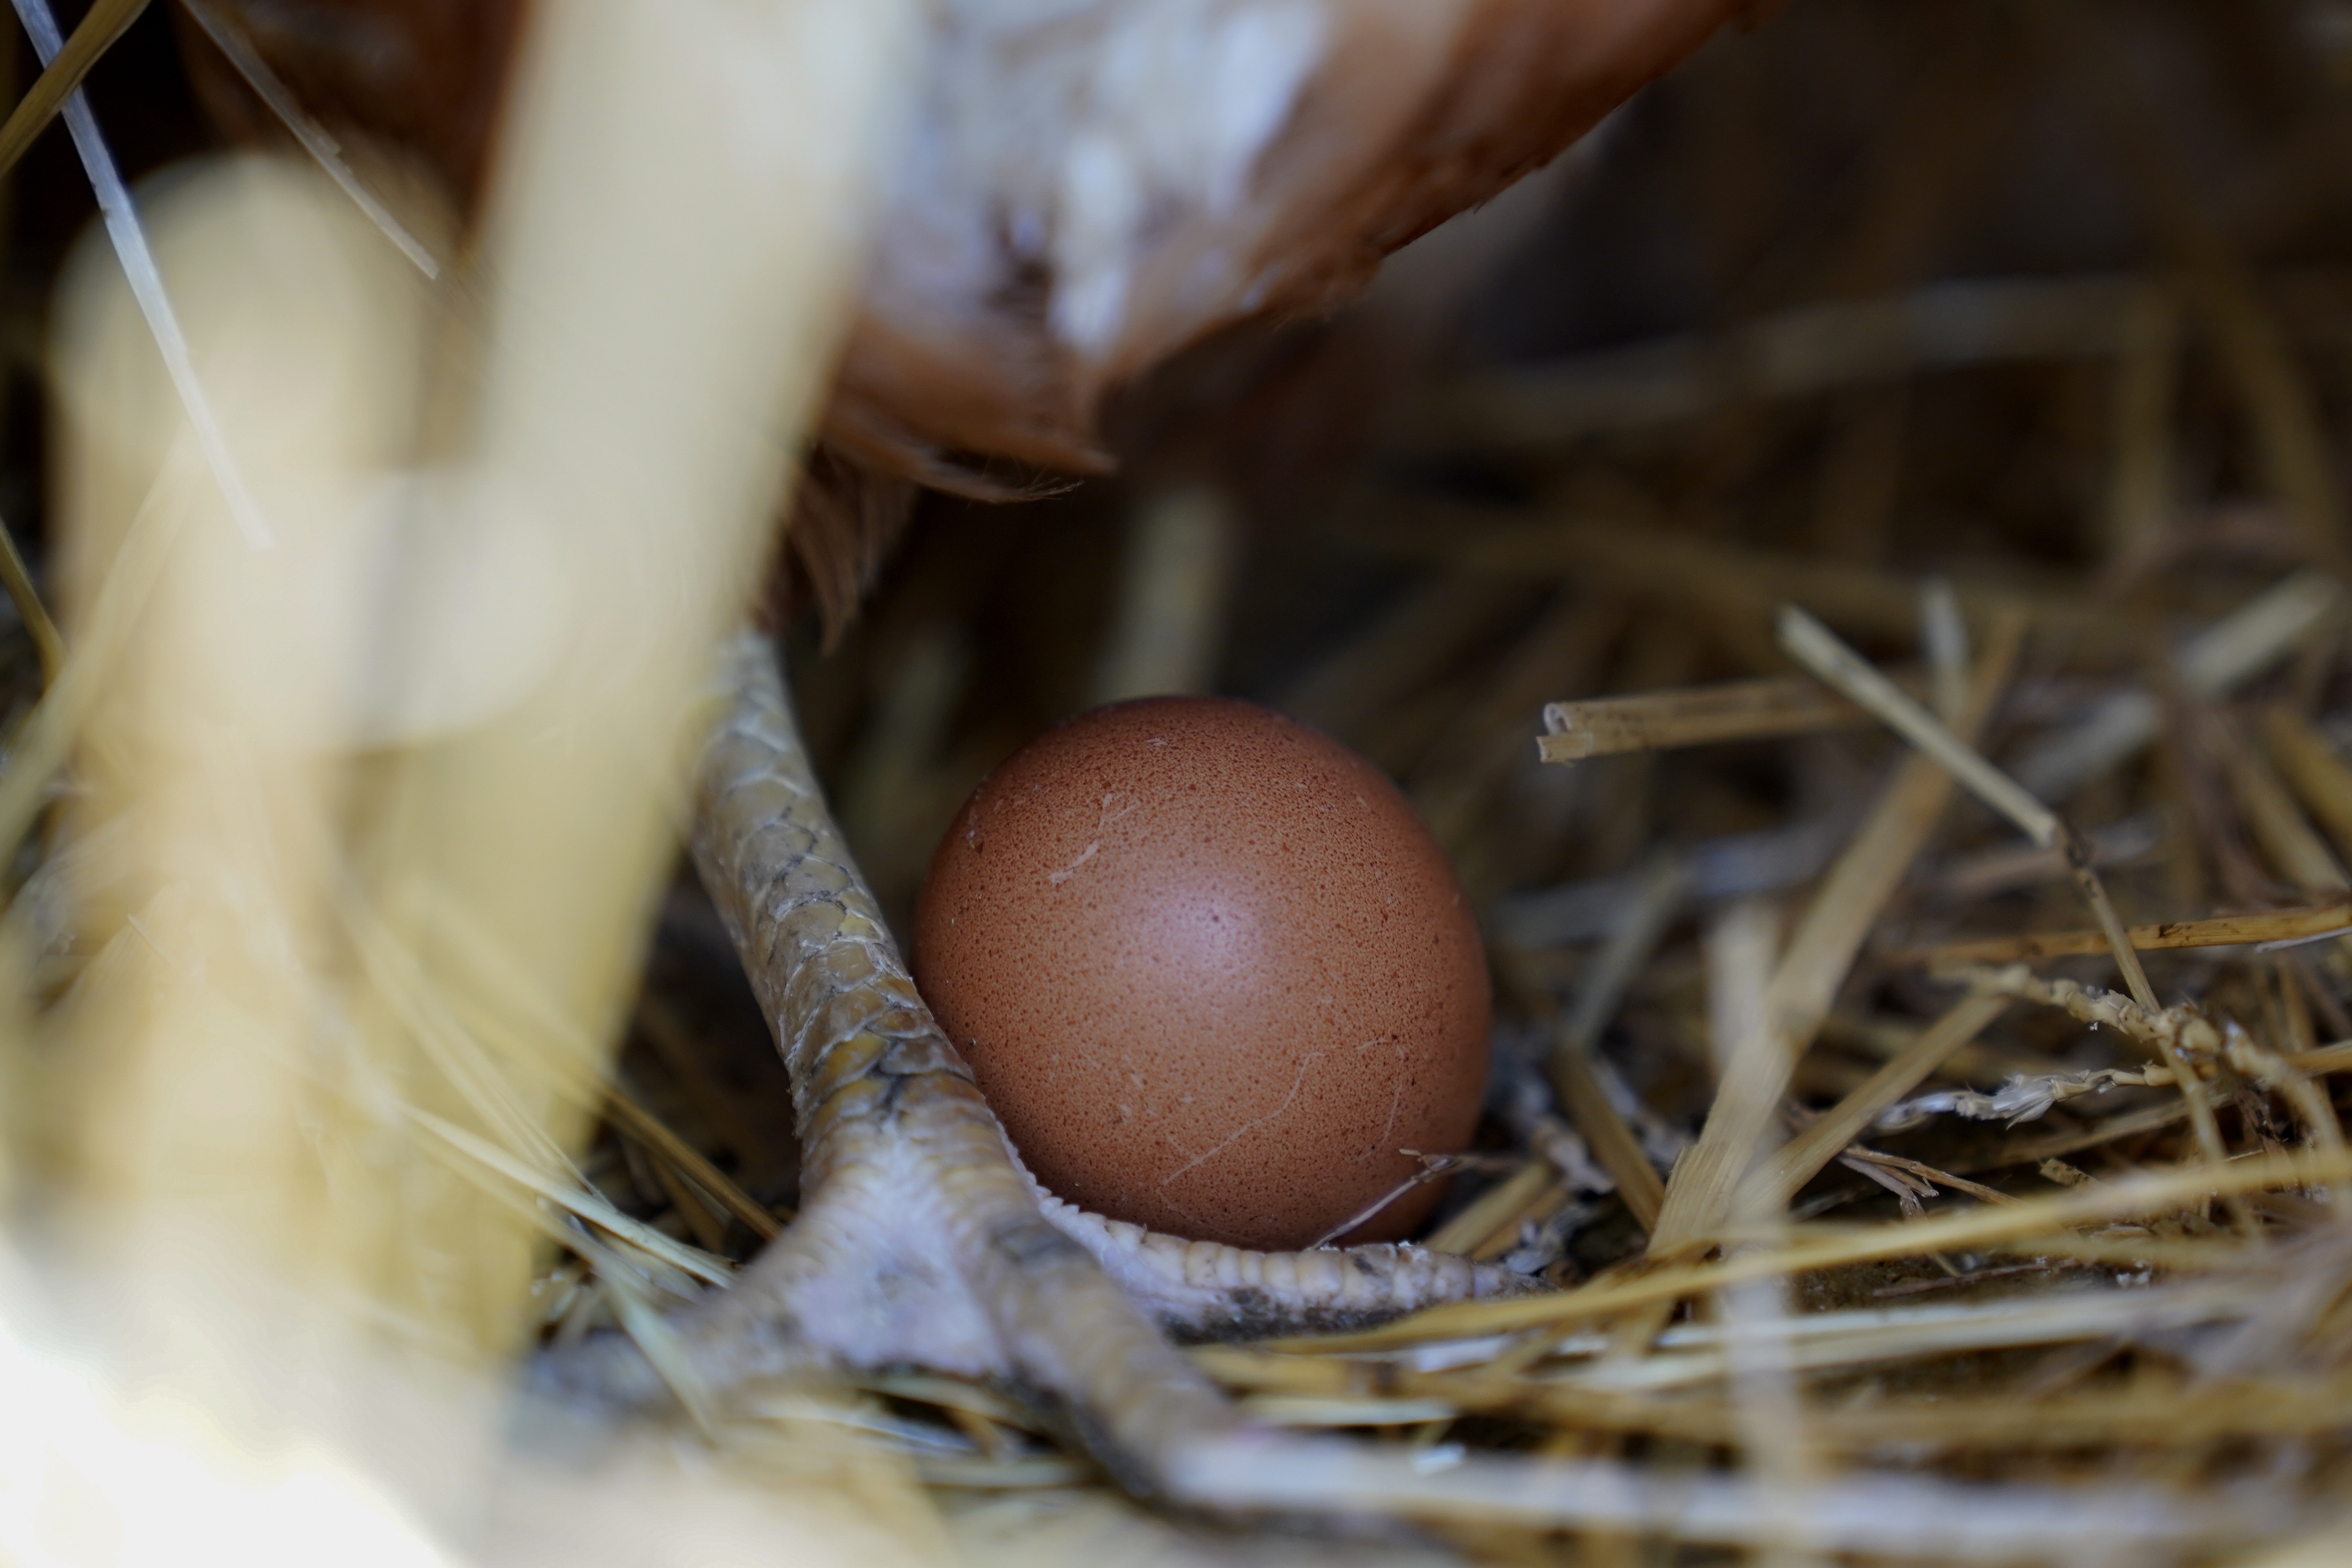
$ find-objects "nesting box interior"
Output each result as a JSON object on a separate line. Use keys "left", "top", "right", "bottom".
{"left": 2, "top": 1, "right": 2352, "bottom": 1564}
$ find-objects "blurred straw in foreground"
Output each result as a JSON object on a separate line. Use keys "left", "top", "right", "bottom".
{"left": 2, "top": 0, "right": 936, "bottom": 1561}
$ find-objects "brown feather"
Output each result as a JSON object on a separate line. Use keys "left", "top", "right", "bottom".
{"left": 775, "top": 447, "right": 918, "bottom": 652}
{"left": 179, "top": 0, "right": 1751, "bottom": 633}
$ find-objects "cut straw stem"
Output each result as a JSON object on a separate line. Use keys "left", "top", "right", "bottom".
{"left": 1471, "top": 1183, "right": 1571, "bottom": 1264}
{"left": 1745, "top": 990, "right": 2010, "bottom": 1212}
{"left": 2261, "top": 703, "right": 2352, "bottom": 865}
{"left": 0, "top": 512, "right": 59, "bottom": 684}
{"left": 446, "top": 1143, "right": 723, "bottom": 1430}
{"left": 2059, "top": 833, "right": 2161, "bottom": 1012}
{"left": 1776, "top": 603, "right": 2057, "bottom": 846}
{"left": 1648, "top": 612, "right": 2025, "bottom": 1251}
{"left": 1544, "top": 851, "right": 1681, "bottom": 1228}
{"left": 1424, "top": 1162, "right": 1552, "bottom": 1255}
{"left": 2292, "top": 1040, "right": 2352, "bottom": 1075}
{"left": 0, "top": 0, "right": 144, "bottom": 185}
{"left": 1550, "top": 1048, "right": 1664, "bottom": 1231}
{"left": 1537, "top": 674, "right": 1879, "bottom": 764}
{"left": 1779, "top": 601, "right": 2247, "bottom": 1222}
{"left": 602, "top": 1085, "right": 780, "bottom": 1242}
{"left": 402, "top": 1103, "right": 734, "bottom": 1287}
{"left": 1894, "top": 897, "right": 2352, "bottom": 965}
{"left": 1215, "top": 1282, "right": 2264, "bottom": 1394}
{"left": 1286, "top": 1146, "right": 2352, "bottom": 1352}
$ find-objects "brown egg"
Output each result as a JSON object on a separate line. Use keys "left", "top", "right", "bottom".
{"left": 912, "top": 696, "right": 1489, "bottom": 1251}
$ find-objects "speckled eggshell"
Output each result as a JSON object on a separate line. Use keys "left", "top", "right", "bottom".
{"left": 912, "top": 695, "right": 1489, "bottom": 1252}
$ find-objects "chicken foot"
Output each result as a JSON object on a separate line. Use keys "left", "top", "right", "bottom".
{"left": 536, "top": 631, "right": 1532, "bottom": 1496}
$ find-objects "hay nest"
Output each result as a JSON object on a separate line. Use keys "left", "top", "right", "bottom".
{"left": 3, "top": 0, "right": 2351, "bottom": 1564}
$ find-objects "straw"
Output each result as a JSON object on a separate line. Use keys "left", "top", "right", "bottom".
{"left": 1892, "top": 898, "right": 2352, "bottom": 966}
{"left": 13, "top": 0, "right": 273, "bottom": 549}
{"left": 1778, "top": 604, "right": 2252, "bottom": 1220}
{"left": 1743, "top": 990, "right": 2010, "bottom": 1212}
{"left": 1538, "top": 673, "right": 1878, "bottom": 764}
{"left": 0, "top": 0, "right": 145, "bottom": 184}
{"left": 175, "top": 0, "right": 443, "bottom": 277}
{"left": 1648, "top": 612, "right": 2024, "bottom": 1250}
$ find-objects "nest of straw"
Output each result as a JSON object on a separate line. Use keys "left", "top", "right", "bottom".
{"left": 9, "top": 0, "right": 2352, "bottom": 1563}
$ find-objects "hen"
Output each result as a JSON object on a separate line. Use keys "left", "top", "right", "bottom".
{"left": 146, "top": 0, "right": 1757, "bottom": 1511}
{"left": 181, "top": 0, "right": 1753, "bottom": 614}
